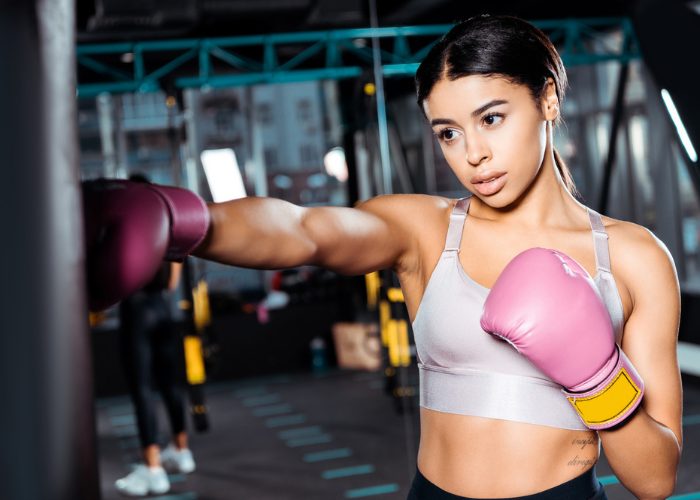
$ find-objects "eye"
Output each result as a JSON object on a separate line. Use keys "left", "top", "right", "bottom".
{"left": 436, "top": 128, "right": 461, "bottom": 144}
{"left": 482, "top": 112, "right": 504, "bottom": 127}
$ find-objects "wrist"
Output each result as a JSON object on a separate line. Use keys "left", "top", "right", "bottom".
{"left": 148, "top": 184, "right": 211, "bottom": 261}
{"left": 562, "top": 346, "right": 645, "bottom": 430}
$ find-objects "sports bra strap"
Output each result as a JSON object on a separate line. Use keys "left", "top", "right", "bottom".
{"left": 444, "top": 199, "right": 613, "bottom": 274}
{"left": 587, "top": 208, "right": 612, "bottom": 273}
{"left": 444, "top": 197, "right": 471, "bottom": 252}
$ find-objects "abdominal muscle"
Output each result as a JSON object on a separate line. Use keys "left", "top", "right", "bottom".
{"left": 417, "top": 407, "right": 600, "bottom": 498}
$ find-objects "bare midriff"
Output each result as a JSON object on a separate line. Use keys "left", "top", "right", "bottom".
{"left": 416, "top": 407, "right": 599, "bottom": 498}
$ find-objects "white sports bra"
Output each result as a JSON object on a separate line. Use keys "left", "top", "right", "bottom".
{"left": 412, "top": 197, "right": 625, "bottom": 430}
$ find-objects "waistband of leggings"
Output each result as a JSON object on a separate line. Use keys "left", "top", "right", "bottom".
{"left": 411, "top": 466, "right": 600, "bottom": 500}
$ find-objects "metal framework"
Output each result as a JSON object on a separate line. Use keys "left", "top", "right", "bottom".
{"left": 77, "top": 17, "right": 641, "bottom": 97}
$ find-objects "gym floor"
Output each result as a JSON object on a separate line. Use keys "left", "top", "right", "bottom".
{"left": 96, "top": 369, "right": 700, "bottom": 500}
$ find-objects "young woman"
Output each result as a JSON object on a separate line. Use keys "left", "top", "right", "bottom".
{"left": 85, "top": 15, "right": 682, "bottom": 500}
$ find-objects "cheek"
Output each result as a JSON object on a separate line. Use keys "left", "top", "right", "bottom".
{"left": 439, "top": 144, "right": 463, "bottom": 173}
{"left": 504, "top": 120, "right": 547, "bottom": 175}
{"left": 444, "top": 148, "right": 476, "bottom": 186}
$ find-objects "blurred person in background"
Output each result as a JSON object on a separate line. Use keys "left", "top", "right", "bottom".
{"left": 114, "top": 173, "right": 196, "bottom": 497}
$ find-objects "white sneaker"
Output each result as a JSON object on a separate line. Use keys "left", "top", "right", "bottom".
{"left": 115, "top": 464, "right": 170, "bottom": 497}
{"left": 160, "top": 444, "right": 196, "bottom": 474}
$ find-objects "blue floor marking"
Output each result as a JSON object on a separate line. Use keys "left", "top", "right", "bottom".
{"left": 670, "top": 493, "right": 700, "bottom": 500}
{"left": 150, "top": 492, "right": 197, "bottom": 500}
{"left": 109, "top": 414, "right": 136, "bottom": 426}
{"left": 233, "top": 386, "right": 268, "bottom": 398}
{"left": 265, "top": 414, "right": 307, "bottom": 428}
{"left": 344, "top": 484, "right": 400, "bottom": 498}
{"left": 242, "top": 394, "right": 281, "bottom": 407}
{"left": 266, "top": 374, "right": 293, "bottom": 384}
{"left": 112, "top": 426, "right": 138, "bottom": 438}
{"left": 682, "top": 414, "right": 700, "bottom": 426}
{"left": 167, "top": 473, "right": 187, "bottom": 484}
{"left": 278, "top": 425, "right": 324, "bottom": 439}
{"left": 118, "top": 436, "right": 140, "bottom": 450}
{"left": 96, "top": 397, "right": 128, "bottom": 409}
{"left": 322, "top": 464, "right": 375, "bottom": 479}
{"left": 105, "top": 404, "right": 134, "bottom": 416}
{"left": 201, "top": 380, "right": 237, "bottom": 394}
{"left": 303, "top": 448, "right": 353, "bottom": 463}
{"left": 252, "top": 404, "right": 293, "bottom": 417}
{"left": 598, "top": 475, "right": 620, "bottom": 486}
{"left": 286, "top": 434, "right": 333, "bottom": 447}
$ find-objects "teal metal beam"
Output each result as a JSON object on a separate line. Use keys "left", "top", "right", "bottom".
{"left": 76, "top": 18, "right": 641, "bottom": 97}
{"left": 175, "top": 66, "right": 364, "bottom": 90}
{"left": 77, "top": 55, "right": 131, "bottom": 82}
{"left": 209, "top": 45, "right": 261, "bottom": 72}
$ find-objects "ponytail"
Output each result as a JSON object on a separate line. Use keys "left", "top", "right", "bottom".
{"left": 553, "top": 147, "right": 579, "bottom": 199}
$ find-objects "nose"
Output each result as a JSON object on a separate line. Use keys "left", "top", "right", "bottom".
{"left": 465, "top": 135, "right": 490, "bottom": 167}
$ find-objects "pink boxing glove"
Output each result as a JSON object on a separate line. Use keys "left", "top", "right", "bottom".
{"left": 82, "top": 179, "right": 210, "bottom": 311}
{"left": 480, "top": 247, "right": 644, "bottom": 430}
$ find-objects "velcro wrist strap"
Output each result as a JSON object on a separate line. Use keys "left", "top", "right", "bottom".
{"left": 562, "top": 347, "right": 644, "bottom": 430}
{"left": 150, "top": 185, "right": 211, "bottom": 261}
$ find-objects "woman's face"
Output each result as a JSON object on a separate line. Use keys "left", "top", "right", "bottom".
{"left": 423, "top": 75, "right": 553, "bottom": 208}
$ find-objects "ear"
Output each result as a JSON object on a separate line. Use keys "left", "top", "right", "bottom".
{"left": 541, "top": 77, "right": 559, "bottom": 121}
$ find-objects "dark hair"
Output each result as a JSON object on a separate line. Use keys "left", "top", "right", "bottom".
{"left": 415, "top": 14, "right": 578, "bottom": 196}
{"left": 128, "top": 172, "right": 151, "bottom": 184}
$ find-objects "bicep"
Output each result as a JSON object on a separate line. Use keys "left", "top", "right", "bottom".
{"left": 302, "top": 195, "right": 414, "bottom": 276}
{"left": 620, "top": 234, "right": 683, "bottom": 450}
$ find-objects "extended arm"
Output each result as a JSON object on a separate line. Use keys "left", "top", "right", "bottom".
{"left": 82, "top": 178, "right": 425, "bottom": 310}
{"left": 194, "top": 195, "right": 415, "bottom": 275}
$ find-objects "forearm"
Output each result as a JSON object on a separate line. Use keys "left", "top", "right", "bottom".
{"left": 193, "top": 197, "right": 316, "bottom": 269}
{"left": 599, "top": 406, "right": 681, "bottom": 499}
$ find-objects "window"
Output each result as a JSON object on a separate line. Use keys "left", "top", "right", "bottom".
{"left": 264, "top": 148, "right": 278, "bottom": 168}
{"left": 257, "top": 103, "right": 273, "bottom": 125}
{"left": 297, "top": 99, "right": 312, "bottom": 123}
{"left": 299, "top": 144, "right": 316, "bottom": 164}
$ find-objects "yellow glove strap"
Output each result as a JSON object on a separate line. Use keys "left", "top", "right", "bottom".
{"left": 566, "top": 367, "right": 643, "bottom": 428}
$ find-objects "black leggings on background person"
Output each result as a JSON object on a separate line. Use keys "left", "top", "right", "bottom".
{"left": 119, "top": 290, "right": 187, "bottom": 447}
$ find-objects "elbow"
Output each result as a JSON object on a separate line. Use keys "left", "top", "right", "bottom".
{"left": 639, "top": 425, "right": 683, "bottom": 499}
{"left": 299, "top": 211, "right": 338, "bottom": 269}
{"left": 635, "top": 473, "right": 678, "bottom": 499}
{"left": 658, "top": 475, "right": 678, "bottom": 499}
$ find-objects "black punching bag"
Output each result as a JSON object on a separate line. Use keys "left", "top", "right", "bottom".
{"left": 0, "top": 1, "right": 100, "bottom": 499}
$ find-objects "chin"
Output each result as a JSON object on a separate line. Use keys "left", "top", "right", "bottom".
{"left": 467, "top": 189, "right": 517, "bottom": 209}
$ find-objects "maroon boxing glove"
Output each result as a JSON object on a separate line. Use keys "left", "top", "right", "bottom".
{"left": 82, "top": 179, "right": 210, "bottom": 311}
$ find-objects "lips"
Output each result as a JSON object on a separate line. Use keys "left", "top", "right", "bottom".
{"left": 470, "top": 170, "right": 507, "bottom": 184}
{"left": 471, "top": 171, "right": 507, "bottom": 196}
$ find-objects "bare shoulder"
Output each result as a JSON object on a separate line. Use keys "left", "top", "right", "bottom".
{"left": 355, "top": 193, "right": 454, "bottom": 230}
{"left": 356, "top": 192, "right": 452, "bottom": 214}
{"left": 356, "top": 193, "right": 455, "bottom": 273}
{"left": 599, "top": 214, "right": 679, "bottom": 305}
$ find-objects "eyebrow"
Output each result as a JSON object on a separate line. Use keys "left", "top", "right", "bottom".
{"left": 472, "top": 99, "right": 508, "bottom": 117}
{"left": 429, "top": 99, "right": 509, "bottom": 127}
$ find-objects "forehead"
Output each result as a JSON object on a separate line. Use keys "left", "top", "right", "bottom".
{"left": 422, "top": 74, "right": 531, "bottom": 120}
